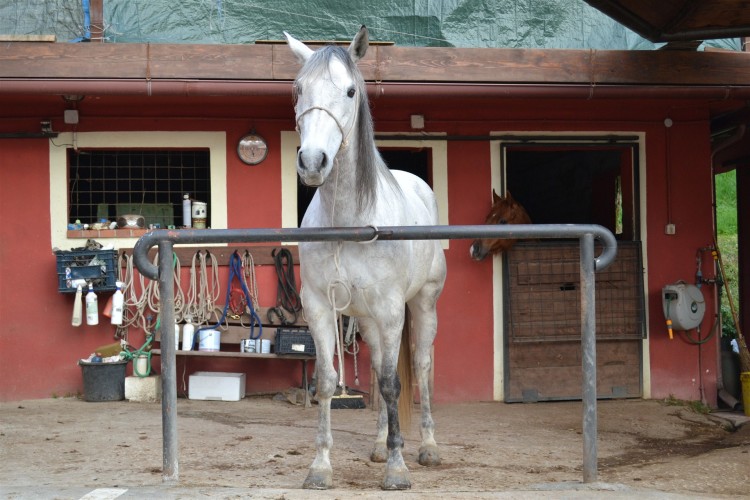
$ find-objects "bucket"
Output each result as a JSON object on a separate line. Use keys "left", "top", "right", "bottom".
{"left": 133, "top": 354, "right": 151, "bottom": 377}
{"left": 192, "top": 201, "right": 207, "bottom": 229}
{"left": 79, "top": 360, "right": 128, "bottom": 402}
{"left": 741, "top": 372, "right": 750, "bottom": 417}
{"left": 198, "top": 329, "right": 221, "bottom": 352}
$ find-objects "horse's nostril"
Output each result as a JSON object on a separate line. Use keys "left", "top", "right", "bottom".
{"left": 320, "top": 152, "right": 327, "bottom": 167}
{"left": 298, "top": 151, "right": 307, "bottom": 171}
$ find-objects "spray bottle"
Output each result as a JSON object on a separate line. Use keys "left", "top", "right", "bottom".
{"left": 85, "top": 283, "right": 99, "bottom": 325}
{"left": 110, "top": 281, "right": 124, "bottom": 325}
{"left": 71, "top": 279, "right": 87, "bottom": 327}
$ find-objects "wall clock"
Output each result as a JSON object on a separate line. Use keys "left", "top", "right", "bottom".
{"left": 237, "top": 133, "right": 268, "bottom": 165}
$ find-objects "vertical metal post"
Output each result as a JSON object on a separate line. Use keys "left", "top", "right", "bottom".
{"left": 580, "top": 233, "right": 598, "bottom": 483}
{"left": 158, "top": 241, "right": 179, "bottom": 482}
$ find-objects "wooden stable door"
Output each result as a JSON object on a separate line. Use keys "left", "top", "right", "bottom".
{"left": 504, "top": 241, "right": 645, "bottom": 402}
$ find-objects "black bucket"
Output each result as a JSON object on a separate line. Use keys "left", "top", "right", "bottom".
{"left": 79, "top": 360, "right": 128, "bottom": 402}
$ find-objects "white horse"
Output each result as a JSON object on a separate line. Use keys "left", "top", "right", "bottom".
{"left": 285, "top": 26, "right": 447, "bottom": 490}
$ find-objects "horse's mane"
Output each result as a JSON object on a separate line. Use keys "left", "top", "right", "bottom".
{"left": 293, "top": 45, "right": 400, "bottom": 214}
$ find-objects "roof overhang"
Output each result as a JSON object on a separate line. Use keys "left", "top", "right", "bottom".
{"left": 583, "top": 0, "right": 750, "bottom": 42}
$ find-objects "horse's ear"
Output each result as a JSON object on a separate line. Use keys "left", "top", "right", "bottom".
{"left": 492, "top": 189, "right": 502, "bottom": 203}
{"left": 505, "top": 190, "right": 514, "bottom": 200}
{"left": 348, "top": 25, "right": 369, "bottom": 62}
{"left": 285, "top": 31, "right": 314, "bottom": 63}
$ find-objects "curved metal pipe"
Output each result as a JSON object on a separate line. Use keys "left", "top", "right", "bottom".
{"left": 133, "top": 223, "right": 617, "bottom": 280}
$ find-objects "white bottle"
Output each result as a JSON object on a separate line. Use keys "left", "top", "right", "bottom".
{"left": 174, "top": 322, "right": 181, "bottom": 349}
{"left": 182, "top": 194, "right": 192, "bottom": 227}
{"left": 71, "top": 283, "right": 84, "bottom": 327}
{"left": 85, "top": 283, "right": 99, "bottom": 325}
{"left": 110, "top": 282, "right": 124, "bottom": 325}
{"left": 182, "top": 317, "right": 195, "bottom": 351}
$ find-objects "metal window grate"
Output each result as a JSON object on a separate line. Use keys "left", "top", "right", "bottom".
{"left": 67, "top": 148, "right": 211, "bottom": 227}
{"left": 505, "top": 241, "right": 646, "bottom": 343}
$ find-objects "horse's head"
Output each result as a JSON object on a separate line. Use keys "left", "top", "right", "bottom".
{"left": 469, "top": 189, "right": 532, "bottom": 261}
{"left": 285, "top": 26, "right": 369, "bottom": 188}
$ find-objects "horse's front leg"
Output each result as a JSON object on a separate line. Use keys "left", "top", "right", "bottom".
{"left": 302, "top": 308, "right": 337, "bottom": 490}
{"left": 377, "top": 322, "right": 411, "bottom": 490}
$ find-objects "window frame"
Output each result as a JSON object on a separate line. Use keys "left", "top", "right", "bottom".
{"left": 49, "top": 131, "right": 227, "bottom": 249}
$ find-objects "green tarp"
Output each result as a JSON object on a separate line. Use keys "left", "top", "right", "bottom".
{"left": 0, "top": 0, "right": 740, "bottom": 50}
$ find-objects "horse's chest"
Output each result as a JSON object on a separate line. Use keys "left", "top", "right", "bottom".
{"left": 300, "top": 242, "right": 412, "bottom": 308}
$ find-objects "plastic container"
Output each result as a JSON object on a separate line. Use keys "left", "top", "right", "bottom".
{"left": 133, "top": 354, "right": 151, "bottom": 377}
{"left": 79, "top": 360, "right": 128, "bottom": 402}
{"left": 182, "top": 320, "right": 195, "bottom": 351}
{"left": 110, "top": 282, "right": 124, "bottom": 325}
{"left": 275, "top": 328, "right": 315, "bottom": 355}
{"left": 85, "top": 283, "right": 99, "bottom": 325}
{"left": 182, "top": 194, "right": 192, "bottom": 227}
{"left": 56, "top": 249, "right": 117, "bottom": 293}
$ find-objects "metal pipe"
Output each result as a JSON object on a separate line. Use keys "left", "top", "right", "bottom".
{"left": 580, "top": 232, "right": 598, "bottom": 483}
{"left": 133, "top": 224, "right": 617, "bottom": 279}
{"left": 158, "top": 240, "right": 178, "bottom": 482}
{"left": 2, "top": 78, "right": 750, "bottom": 101}
{"left": 132, "top": 223, "right": 617, "bottom": 484}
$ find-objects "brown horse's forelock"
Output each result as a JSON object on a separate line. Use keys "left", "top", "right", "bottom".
{"left": 294, "top": 45, "right": 398, "bottom": 215}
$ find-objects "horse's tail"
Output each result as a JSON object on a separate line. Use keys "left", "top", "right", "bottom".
{"left": 398, "top": 307, "right": 414, "bottom": 432}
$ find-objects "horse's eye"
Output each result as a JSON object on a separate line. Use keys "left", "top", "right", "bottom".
{"left": 347, "top": 88, "right": 356, "bottom": 98}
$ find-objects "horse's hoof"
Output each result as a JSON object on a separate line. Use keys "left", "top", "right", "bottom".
{"left": 303, "top": 468, "right": 332, "bottom": 490}
{"left": 382, "top": 470, "right": 411, "bottom": 490}
{"left": 370, "top": 443, "right": 388, "bottom": 463}
{"left": 418, "top": 445, "right": 441, "bottom": 466}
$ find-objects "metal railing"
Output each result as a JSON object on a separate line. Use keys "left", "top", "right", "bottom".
{"left": 133, "top": 223, "right": 617, "bottom": 485}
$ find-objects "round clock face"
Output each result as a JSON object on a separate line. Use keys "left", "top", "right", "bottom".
{"left": 237, "top": 134, "right": 268, "bottom": 165}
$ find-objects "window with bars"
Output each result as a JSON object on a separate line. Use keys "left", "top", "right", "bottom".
{"left": 67, "top": 148, "right": 211, "bottom": 228}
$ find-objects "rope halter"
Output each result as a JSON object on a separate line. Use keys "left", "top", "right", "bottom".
{"left": 295, "top": 91, "right": 359, "bottom": 151}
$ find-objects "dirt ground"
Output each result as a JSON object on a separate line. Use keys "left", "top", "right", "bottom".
{"left": 1, "top": 394, "right": 748, "bottom": 499}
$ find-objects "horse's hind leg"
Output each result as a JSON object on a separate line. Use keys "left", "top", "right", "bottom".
{"left": 359, "top": 317, "right": 389, "bottom": 463}
{"left": 364, "top": 311, "right": 412, "bottom": 490}
{"left": 408, "top": 285, "right": 442, "bottom": 467}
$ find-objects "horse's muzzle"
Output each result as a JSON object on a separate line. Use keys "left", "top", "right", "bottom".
{"left": 469, "top": 241, "right": 488, "bottom": 261}
{"left": 297, "top": 149, "right": 329, "bottom": 186}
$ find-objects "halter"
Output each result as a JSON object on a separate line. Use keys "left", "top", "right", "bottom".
{"left": 295, "top": 91, "right": 360, "bottom": 150}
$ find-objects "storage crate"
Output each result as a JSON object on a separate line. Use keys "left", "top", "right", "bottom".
{"left": 189, "top": 372, "right": 246, "bottom": 401}
{"left": 275, "top": 328, "right": 315, "bottom": 356}
{"left": 56, "top": 249, "right": 117, "bottom": 293}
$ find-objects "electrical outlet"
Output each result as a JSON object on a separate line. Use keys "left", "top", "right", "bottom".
{"left": 665, "top": 223, "right": 676, "bottom": 235}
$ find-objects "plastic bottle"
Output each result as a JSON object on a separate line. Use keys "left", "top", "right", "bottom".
{"left": 110, "top": 281, "right": 124, "bottom": 325}
{"left": 174, "top": 322, "right": 181, "bottom": 349}
{"left": 182, "top": 317, "right": 195, "bottom": 351}
{"left": 71, "top": 282, "right": 84, "bottom": 327}
{"left": 182, "top": 194, "right": 191, "bottom": 228}
{"left": 85, "top": 283, "right": 99, "bottom": 325}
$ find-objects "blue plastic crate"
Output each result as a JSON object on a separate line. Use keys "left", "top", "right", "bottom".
{"left": 56, "top": 249, "right": 118, "bottom": 293}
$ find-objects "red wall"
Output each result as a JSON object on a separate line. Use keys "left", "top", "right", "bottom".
{"left": 0, "top": 97, "right": 721, "bottom": 405}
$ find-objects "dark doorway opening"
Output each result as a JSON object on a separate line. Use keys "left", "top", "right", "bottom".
{"left": 296, "top": 148, "right": 431, "bottom": 226}
{"left": 505, "top": 145, "right": 638, "bottom": 240}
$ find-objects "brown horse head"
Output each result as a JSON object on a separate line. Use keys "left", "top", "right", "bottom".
{"left": 469, "top": 189, "right": 531, "bottom": 261}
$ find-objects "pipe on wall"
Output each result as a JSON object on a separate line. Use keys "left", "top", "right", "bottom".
{"left": 2, "top": 79, "right": 750, "bottom": 101}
